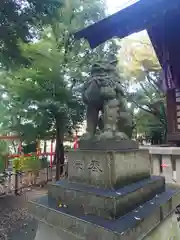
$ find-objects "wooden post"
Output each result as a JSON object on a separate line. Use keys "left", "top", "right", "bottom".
{"left": 167, "top": 89, "right": 180, "bottom": 144}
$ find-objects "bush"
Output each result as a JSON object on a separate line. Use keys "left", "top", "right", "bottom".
{"left": 13, "top": 155, "right": 41, "bottom": 172}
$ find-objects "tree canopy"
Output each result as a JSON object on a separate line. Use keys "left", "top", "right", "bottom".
{"left": 0, "top": 0, "right": 119, "bottom": 178}
{"left": 0, "top": 0, "right": 63, "bottom": 68}
{"left": 118, "top": 33, "right": 167, "bottom": 143}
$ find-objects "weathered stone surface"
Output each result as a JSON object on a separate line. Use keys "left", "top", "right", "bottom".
{"left": 33, "top": 213, "right": 180, "bottom": 240}
{"left": 81, "top": 59, "right": 133, "bottom": 140}
{"left": 144, "top": 213, "right": 180, "bottom": 240}
{"left": 28, "top": 188, "right": 180, "bottom": 240}
{"left": 34, "top": 222, "right": 81, "bottom": 240}
{"left": 151, "top": 154, "right": 161, "bottom": 175}
{"left": 48, "top": 176, "right": 165, "bottom": 219}
{"left": 79, "top": 139, "right": 138, "bottom": 151}
{"left": 67, "top": 149, "right": 150, "bottom": 189}
{"left": 34, "top": 213, "right": 180, "bottom": 240}
{"left": 161, "top": 155, "right": 173, "bottom": 183}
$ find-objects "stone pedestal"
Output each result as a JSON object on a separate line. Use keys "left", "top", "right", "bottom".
{"left": 67, "top": 149, "right": 150, "bottom": 189}
{"left": 28, "top": 145, "right": 180, "bottom": 239}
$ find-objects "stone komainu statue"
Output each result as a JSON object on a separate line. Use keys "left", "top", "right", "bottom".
{"left": 82, "top": 60, "right": 133, "bottom": 140}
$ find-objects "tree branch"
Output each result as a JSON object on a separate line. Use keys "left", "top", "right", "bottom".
{"left": 145, "top": 72, "right": 161, "bottom": 94}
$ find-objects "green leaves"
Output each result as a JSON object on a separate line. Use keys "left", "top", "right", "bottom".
{"left": 118, "top": 34, "right": 167, "bottom": 142}
{"left": 0, "top": 0, "right": 112, "bottom": 143}
{"left": 0, "top": 0, "right": 64, "bottom": 68}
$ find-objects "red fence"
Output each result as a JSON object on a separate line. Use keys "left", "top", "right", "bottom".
{"left": 7, "top": 152, "right": 56, "bottom": 159}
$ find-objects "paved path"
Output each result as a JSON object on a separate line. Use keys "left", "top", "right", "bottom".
{"left": 0, "top": 188, "right": 47, "bottom": 240}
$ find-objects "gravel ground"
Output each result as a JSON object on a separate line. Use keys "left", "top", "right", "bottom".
{"left": 0, "top": 188, "right": 47, "bottom": 240}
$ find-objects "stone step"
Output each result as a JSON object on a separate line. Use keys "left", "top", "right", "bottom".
{"left": 67, "top": 149, "right": 150, "bottom": 189}
{"left": 48, "top": 176, "right": 165, "bottom": 220}
{"left": 28, "top": 187, "right": 180, "bottom": 240}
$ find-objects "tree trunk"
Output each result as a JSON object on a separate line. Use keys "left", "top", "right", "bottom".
{"left": 43, "top": 140, "right": 47, "bottom": 153}
{"left": 55, "top": 122, "right": 64, "bottom": 181}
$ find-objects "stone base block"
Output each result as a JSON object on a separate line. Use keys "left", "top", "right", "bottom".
{"left": 28, "top": 187, "right": 180, "bottom": 240}
{"left": 67, "top": 149, "right": 150, "bottom": 189}
{"left": 33, "top": 213, "right": 180, "bottom": 240}
{"left": 79, "top": 139, "right": 139, "bottom": 151}
{"left": 34, "top": 222, "right": 80, "bottom": 240}
{"left": 48, "top": 176, "right": 165, "bottom": 219}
